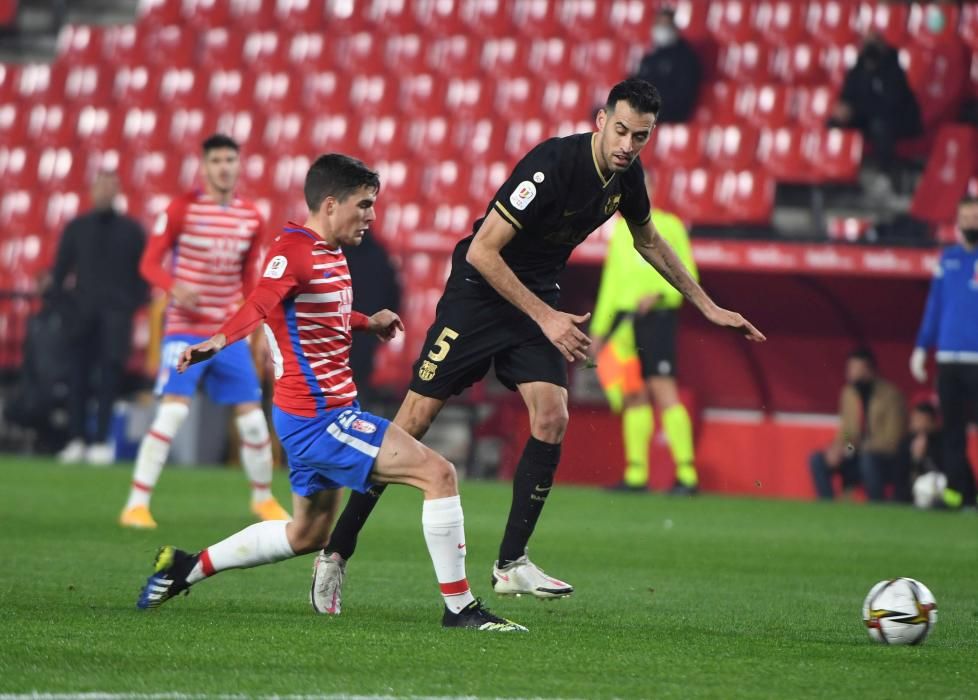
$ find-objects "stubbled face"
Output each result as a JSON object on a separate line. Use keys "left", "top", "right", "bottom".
{"left": 595, "top": 101, "right": 656, "bottom": 173}
{"left": 957, "top": 201, "right": 978, "bottom": 232}
{"left": 325, "top": 185, "right": 377, "bottom": 247}
{"left": 201, "top": 147, "right": 240, "bottom": 195}
{"left": 90, "top": 171, "right": 119, "bottom": 210}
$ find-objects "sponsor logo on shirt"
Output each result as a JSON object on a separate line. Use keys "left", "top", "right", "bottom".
{"left": 351, "top": 419, "right": 376, "bottom": 434}
{"left": 509, "top": 180, "right": 536, "bottom": 211}
{"left": 263, "top": 255, "right": 288, "bottom": 279}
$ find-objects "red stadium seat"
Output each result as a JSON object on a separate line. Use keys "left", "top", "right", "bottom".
{"left": 385, "top": 33, "right": 427, "bottom": 76}
{"left": 795, "top": 83, "right": 836, "bottom": 127}
{"left": 182, "top": 0, "right": 231, "bottom": 30}
{"left": 260, "top": 112, "right": 307, "bottom": 152}
{"left": 755, "top": 0, "right": 810, "bottom": 46}
{"left": 252, "top": 71, "right": 302, "bottom": 113}
{"left": 906, "top": 2, "right": 960, "bottom": 50}
{"left": 167, "top": 107, "right": 211, "bottom": 148}
{"left": 462, "top": 0, "right": 514, "bottom": 36}
{"left": 207, "top": 69, "right": 252, "bottom": 110}
{"left": 304, "top": 70, "right": 352, "bottom": 112}
{"left": 901, "top": 43, "right": 969, "bottom": 128}
{"left": 673, "top": 0, "right": 712, "bottom": 42}
{"left": 242, "top": 31, "right": 286, "bottom": 70}
{"left": 15, "top": 63, "right": 56, "bottom": 103}
{"left": 0, "top": 63, "right": 17, "bottom": 104}
{"left": 0, "top": 103, "right": 25, "bottom": 147}
{"left": 334, "top": 32, "right": 385, "bottom": 73}
{"left": 399, "top": 73, "right": 445, "bottom": 118}
{"left": 287, "top": 33, "right": 330, "bottom": 69}
{"left": 458, "top": 118, "right": 507, "bottom": 164}
{"left": 56, "top": 24, "right": 104, "bottom": 64}
{"left": 143, "top": 25, "right": 196, "bottom": 67}
{"left": 510, "top": 0, "right": 559, "bottom": 38}
{"left": 122, "top": 106, "right": 168, "bottom": 151}
{"left": 322, "top": 0, "right": 374, "bottom": 34}
{"left": 113, "top": 64, "right": 159, "bottom": 108}
{"left": 661, "top": 168, "right": 726, "bottom": 225}
{"left": 408, "top": 116, "right": 455, "bottom": 161}
{"left": 717, "top": 42, "right": 774, "bottom": 83}
{"left": 126, "top": 150, "right": 179, "bottom": 194}
{"left": 504, "top": 119, "right": 548, "bottom": 158}
{"left": 806, "top": 1, "right": 861, "bottom": 47}
{"left": 423, "top": 159, "right": 471, "bottom": 205}
{"left": 275, "top": 0, "right": 324, "bottom": 32}
{"left": 349, "top": 74, "right": 394, "bottom": 117}
{"left": 557, "top": 0, "right": 608, "bottom": 42}
{"left": 359, "top": 115, "right": 412, "bottom": 161}
{"left": 426, "top": 36, "right": 482, "bottom": 78}
{"left": 370, "top": 0, "right": 419, "bottom": 34}
{"left": 961, "top": 4, "right": 978, "bottom": 52}
{"left": 137, "top": 0, "right": 181, "bottom": 27}
{"left": 158, "top": 67, "right": 205, "bottom": 110}
{"left": 652, "top": 123, "right": 706, "bottom": 169}
{"left": 909, "top": 125, "right": 978, "bottom": 225}
{"left": 306, "top": 113, "right": 357, "bottom": 154}
{"left": 468, "top": 159, "right": 510, "bottom": 203}
{"left": 0, "top": 146, "right": 35, "bottom": 190}
{"left": 444, "top": 77, "right": 494, "bottom": 120}
{"left": 858, "top": 1, "right": 908, "bottom": 48}
{"left": 0, "top": 190, "right": 41, "bottom": 233}
{"left": 718, "top": 168, "right": 775, "bottom": 225}
{"left": 101, "top": 25, "right": 142, "bottom": 66}
{"left": 46, "top": 191, "right": 79, "bottom": 234}
{"left": 570, "top": 40, "right": 629, "bottom": 82}
{"left": 27, "top": 103, "right": 73, "bottom": 148}
{"left": 494, "top": 77, "right": 545, "bottom": 120}
{"left": 758, "top": 126, "right": 821, "bottom": 183}
{"left": 541, "top": 79, "right": 586, "bottom": 115}
{"left": 693, "top": 80, "right": 738, "bottom": 123}
{"left": 704, "top": 123, "right": 760, "bottom": 170}
{"left": 708, "top": 0, "right": 758, "bottom": 44}
{"left": 199, "top": 28, "right": 245, "bottom": 71}
{"left": 62, "top": 64, "right": 111, "bottom": 105}
{"left": 528, "top": 38, "right": 571, "bottom": 79}
{"left": 811, "top": 127, "right": 863, "bottom": 182}
{"left": 230, "top": 0, "right": 276, "bottom": 31}
{"left": 213, "top": 109, "right": 263, "bottom": 148}
{"left": 772, "top": 43, "right": 827, "bottom": 84}
{"left": 818, "top": 42, "right": 859, "bottom": 87}
{"left": 607, "top": 0, "right": 659, "bottom": 45}
{"left": 37, "top": 147, "right": 81, "bottom": 192}
{"left": 736, "top": 83, "right": 793, "bottom": 128}
{"left": 481, "top": 38, "right": 531, "bottom": 79}
{"left": 420, "top": 0, "right": 467, "bottom": 36}
{"left": 77, "top": 106, "right": 122, "bottom": 151}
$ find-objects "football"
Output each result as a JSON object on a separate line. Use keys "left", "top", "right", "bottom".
{"left": 912, "top": 471, "right": 947, "bottom": 509}
{"left": 863, "top": 578, "right": 938, "bottom": 645}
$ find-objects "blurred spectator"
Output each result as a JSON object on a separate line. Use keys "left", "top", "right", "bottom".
{"left": 346, "top": 231, "right": 401, "bottom": 406}
{"left": 49, "top": 170, "right": 148, "bottom": 465}
{"left": 632, "top": 7, "right": 701, "bottom": 123}
{"left": 809, "top": 348, "right": 907, "bottom": 502}
{"left": 910, "top": 195, "right": 978, "bottom": 509}
{"left": 900, "top": 399, "right": 942, "bottom": 487}
{"left": 828, "top": 32, "right": 923, "bottom": 177}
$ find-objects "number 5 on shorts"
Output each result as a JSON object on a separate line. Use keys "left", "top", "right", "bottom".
{"left": 428, "top": 327, "right": 459, "bottom": 362}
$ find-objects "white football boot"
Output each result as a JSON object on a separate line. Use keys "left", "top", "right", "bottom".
{"left": 310, "top": 551, "right": 346, "bottom": 615}
{"left": 491, "top": 553, "right": 574, "bottom": 598}
{"left": 57, "top": 438, "right": 86, "bottom": 464}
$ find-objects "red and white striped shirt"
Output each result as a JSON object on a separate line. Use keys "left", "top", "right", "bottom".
{"left": 140, "top": 190, "right": 265, "bottom": 336}
{"left": 217, "top": 223, "right": 369, "bottom": 417}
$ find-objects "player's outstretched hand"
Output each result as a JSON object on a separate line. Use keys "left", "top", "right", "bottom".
{"left": 177, "top": 334, "right": 227, "bottom": 373}
{"left": 541, "top": 311, "right": 592, "bottom": 362}
{"left": 705, "top": 306, "right": 766, "bottom": 342}
{"left": 368, "top": 309, "right": 404, "bottom": 342}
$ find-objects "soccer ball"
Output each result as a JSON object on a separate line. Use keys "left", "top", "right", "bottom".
{"left": 862, "top": 578, "right": 937, "bottom": 645}
{"left": 912, "top": 471, "right": 947, "bottom": 509}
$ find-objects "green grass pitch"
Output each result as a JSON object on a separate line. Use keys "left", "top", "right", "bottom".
{"left": 0, "top": 457, "right": 975, "bottom": 699}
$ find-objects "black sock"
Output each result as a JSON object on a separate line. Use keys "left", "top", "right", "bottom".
{"left": 324, "top": 485, "right": 387, "bottom": 561}
{"left": 498, "top": 437, "right": 561, "bottom": 566}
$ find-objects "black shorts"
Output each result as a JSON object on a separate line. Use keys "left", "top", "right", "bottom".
{"left": 632, "top": 309, "right": 678, "bottom": 378}
{"left": 408, "top": 283, "right": 567, "bottom": 399}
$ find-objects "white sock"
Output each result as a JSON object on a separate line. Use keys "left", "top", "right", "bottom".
{"left": 187, "top": 520, "right": 295, "bottom": 585}
{"left": 125, "top": 402, "right": 189, "bottom": 510}
{"left": 422, "top": 495, "right": 475, "bottom": 613}
{"left": 236, "top": 409, "right": 274, "bottom": 502}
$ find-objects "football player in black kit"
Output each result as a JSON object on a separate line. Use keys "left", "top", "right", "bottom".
{"left": 308, "top": 78, "right": 766, "bottom": 614}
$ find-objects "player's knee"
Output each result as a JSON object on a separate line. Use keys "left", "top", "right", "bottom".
{"left": 426, "top": 453, "right": 458, "bottom": 495}
{"left": 530, "top": 404, "right": 569, "bottom": 443}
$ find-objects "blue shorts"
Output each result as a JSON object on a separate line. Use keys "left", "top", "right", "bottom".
{"left": 155, "top": 334, "right": 262, "bottom": 405}
{"left": 272, "top": 404, "right": 391, "bottom": 496}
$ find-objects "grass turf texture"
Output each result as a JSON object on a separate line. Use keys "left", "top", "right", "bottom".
{"left": 0, "top": 458, "right": 975, "bottom": 699}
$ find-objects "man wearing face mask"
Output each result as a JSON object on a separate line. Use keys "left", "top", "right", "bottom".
{"left": 828, "top": 31, "right": 923, "bottom": 175}
{"left": 809, "top": 348, "right": 907, "bottom": 502}
{"left": 50, "top": 170, "right": 148, "bottom": 465}
{"left": 633, "top": 7, "right": 701, "bottom": 124}
{"left": 910, "top": 196, "right": 978, "bottom": 509}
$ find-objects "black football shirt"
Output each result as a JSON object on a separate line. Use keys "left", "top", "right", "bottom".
{"left": 448, "top": 132, "right": 652, "bottom": 295}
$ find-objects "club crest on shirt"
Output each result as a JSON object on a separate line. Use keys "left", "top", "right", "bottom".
{"left": 418, "top": 360, "right": 438, "bottom": 381}
{"left": 263, "top": 255, "right": 287, "bottom": 279}
{"left": 509, "top": 180, "right": 537, "bottom": 211}
{"left": 604, "top": 193, "right": 621, "bottom": 215}
{"left": 351, "top": 418, "right": 376, "bottom": 434}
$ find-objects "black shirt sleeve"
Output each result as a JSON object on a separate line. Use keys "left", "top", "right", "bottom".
{"left": 490, "top": 138, "right": 564, "bottom": 233}
{"left": 617, "top": 158, "right": 652, "bottom": 226}
{"left": 50, "top": 219, "right": 79, "bottom": 291}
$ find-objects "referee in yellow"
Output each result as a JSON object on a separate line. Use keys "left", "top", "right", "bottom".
{"left": 590, "top": 207, "right": 699, "bottom": 494}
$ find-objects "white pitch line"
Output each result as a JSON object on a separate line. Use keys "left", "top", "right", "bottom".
{"left": 0, "top": 694, "right": 577, "bottom": 700}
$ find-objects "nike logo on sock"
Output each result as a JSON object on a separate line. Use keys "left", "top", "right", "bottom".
{"left": 457, "top": 543, "right": 466, "bottom": 550}
{"left": 533, "top": 485, "right": 552, "bottom": 493}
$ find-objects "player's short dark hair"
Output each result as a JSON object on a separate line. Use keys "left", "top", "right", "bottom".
{"left": 605, "top": 78, "right": 662, "bottom": 117}
{"left": 848, "top": 347, "right": 877, "bottom": 368}
{"left": 959, "top": 194, "right": 978, "bottom": 207}
{"left": 304, "top": 153, "right": 380, "bottom": 212}
{"left": 202, "top": 133, "right": 239, "bottom": 154}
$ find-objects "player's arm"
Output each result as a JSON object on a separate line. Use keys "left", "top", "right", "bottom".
{"left": 911, "top": 257, "right": 943, "bottom": 382}
{"left": 141, "top": 200, "right": 198, "bottom": 309}
{"left": 49, "top": 221, "right": 78, "bottom": 291}
{"left": 466, "top": 209, "right": 591, "bottom": 362}
{"left": 358, "top": 309, "right": 404, "bottom": 342}
{"left": 626, "top": 218, "right": 766, "bottom": 342}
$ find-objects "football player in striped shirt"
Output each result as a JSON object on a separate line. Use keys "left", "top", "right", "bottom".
{"left": 135, "top": 154, "right": 525, "bottom": 631}
{"left": 120, "top": 134, "right": 289, "bottom": 529}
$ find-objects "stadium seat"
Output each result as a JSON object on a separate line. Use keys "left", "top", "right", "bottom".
{"left": 121, "top": 106, "right": 168, "bottom": 152}
{"left": 719, "top": 168, "right": 775, "bottom": 225}
{"left": 673, "top": 0, "right": 712, "bottom": 42}
{"left": 0, "top": 63, "right": 16, "bottom": 104}
{"left": 717, "top": 42, "right": 773, "bottom": 83}
{"left": 901, "top": 42, "right": 968, "bottom": 128}
{"left": 556, "top": 0, "right": 608, "bottom": 42}
{"left": 0, "top": 146, "right": 34, "bottom": 190}
{"left": 334, "top": 32, "right": 385, "bottom": 73}
{"left": 811, "top": 127, "right": 863, "bottom": 182}
{"left": 494, "top": 77, "right": 545, "bottom": 120}
{"left": 772, "top": 43, "right": 827, "bottom": 84}
{"left": 44, "top": 190, "right": 80, "bottom": 235}
{"left": 157, "top": 66, "right": 205, "bottom": 110}
{"left": 136, "top": 0, "right": 181, "bottom": 27}
{"left": 0, "top": 103, "right": 25, "bottom": 147}
{"left": 28, "top": 103, "right": 73, "bottom": 148}
{"left": 504, "top": 119, "right": 548, "bottom": 159}
{"left": 906, "top": 2, "right": 960, "bottom": 50}
{"left": 100, "top": 24, "right": 142, "bottom": 66}
{"left": 818, "top": 42, "right": 859, "bottom": 87}
{"left": 370, "top": 0, "right": 419, "bottom": 34}
{"left": 287, "top": 33, "right": 330, "bottom": 69}
{"left": 755, "top": 0, "right": 810, "bottom": 46}
{"left": 458, "top": 118, "right": 507, "bottom": 164}
{"left": 708, "top": 0, "right": 759, "bottom": 44}
{"left": 806, "top": 0, "right": 861, "bottom": 46}
{"left": 55, "top": 24, "right": 104, "bottom": 64}
{"left": 960, "top": 3, "right": 978, "bottom": 51}
{"left": 385, "top": 33, "right": 427, "bottom": 76}
{"left": 704, "top": 123, "right": 761, "bottom": 170}
{"left": 407, "top": 116, "right": 454, "bottom": 161}
{"left": 694, "top": 81, "right": 738, "bottom": 123}
{"left": 306, "top": 113, "right": 357, "bottom": 154}
{"left": 420, "top": 0, "right": 467, "bottom": 36}
{"left": 207, "top": 69, "right": 252, "bottom": 110}
{"left": 758, "top": 126, "right": 820, "bottom": 183}
{"left": 607, "top": 0, "right": 659, "bottom": 46}
{"left": 570, "top": 40, "right": 629, "bottom": 82}
{"left": 908, "top": 125, "right": 978, "bottom": 225}
{"left": 166, "top": 107, "right": 211, "bottom": 149}
{"left": 239, "top": 151, "right": 273, "bottom": 194}
{"left": 15, "top": 63, "right": 56, "bottom": 103}
{"left": 858, "top": 1, "right": 908, "bottom": 48}
{"left": 795, "top": 83, "right": 836, "bottom": 127}
{"left": 359, "top": 115, "right": 412, "bottom": 161}
{"left": 528, "top": 38, "right": 571, "bottom": 79}
{"left": 468, "top": 158, "right": 510, "bottom": 203}
{"left": 252, "top": 71, "right": 302, "bottom": 113}
{"left": 444, "top": 77, "right": 495, "bottom": 120}
{"left": 76, "top": 106, "right": 122, "bottom": 151}
{"left": 35, "top": 147, "right": 81, "bottom": 192}
{"left": 653, "top": 123, "right": 706, "bottom": 169}
{"left": 422, "top": 159, "right": 472, "bottom": 208}
{"left": 736, "top": 83, "right": 793, "bottom": 128}
{"left": 304, "top": 70, "right": 352, "bottom": 112}
{"left": 510, "top": 0, "right": 559, "bottom": 38}
{"left": 0, "top": 190, "right": 41, "bottom": 232}
{"left": 213, "top": 109, "right": 262, "bottom": 148}
{"left": 113, "top": 64, "right": 159, "bottom": 108}
{"left": 322, "top": 0, "right": 374, "bottom": 34}
{"left": 662, "top": 168, "right": 727, "bottom": 225}
{"left": 62, "top": 64, "right": 111, "bottom": 105}
{"left": 126, "top": 150, "right": 179, "bottom": 194}
{"left": 242, "top": 31, "right": 287, "bottom": 71}
{"left": 349, "top": 74, "right": 393, "bottom": 117}
{"left": 399, "top": 73, "right": 444, "bottom": 118}
{"left": 373, "top": 158, "right": 421, "bottom": 205}
{"left": 541, "top": 79, "right": 586, "bottom": 114}
{"left": 143, "top": 25, "right": 196, "bottom": 67}
{"left": 199, "top": 28, "right": 245, "bottom": 71}
{"left": 462, "top": 0, "right": 515, "bottom": 37}
{"left": 426, "top": 36, "right": 482, "bottom": 78}
{"left": 182, "top": 0, "right": 231, "bottom": 30}
{"left": 481, "top": 38, "right": 531, "bottom": 79}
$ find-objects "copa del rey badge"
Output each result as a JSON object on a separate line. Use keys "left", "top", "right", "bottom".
{"left": 263, "top": 255, "right": 288, "bottom": 279}
{"left": 509, "top": 180, "right": 536, "bottom": 210}
{"left": 351, "top": 419, "right": 377, "bottom": 434}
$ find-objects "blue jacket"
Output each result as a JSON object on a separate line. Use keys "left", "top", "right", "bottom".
{"left": 915, "top": 245, "right": 978, "bottom": 361}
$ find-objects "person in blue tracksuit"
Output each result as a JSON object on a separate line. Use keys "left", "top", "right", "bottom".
{"left": 910, "top": 195, "right": 978, "bottom": 508}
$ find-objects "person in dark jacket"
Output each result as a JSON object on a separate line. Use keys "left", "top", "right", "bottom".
{"left": 633, "top": 7, "right": 701, "bottom": 123}
{"left": 828, "top": 32, "right": 923, "bottom": 170}
{"left": 50, "top": 170, "right": 148, "bottom": 465}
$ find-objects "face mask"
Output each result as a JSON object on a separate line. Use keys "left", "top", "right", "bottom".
{"left": 926, "top": 7, "right": 945, "bottom": 34}
{"left": 961, "top": 228, "right": 978, "bottom": 245}
{"left": 852, "top": 379, "right": 874, "bottom": 393}
{"left": 652, "top": 26, "right": 677, "bottom": 47}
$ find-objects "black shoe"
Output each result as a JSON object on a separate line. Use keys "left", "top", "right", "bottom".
{"left": 136, "top": 545, "right": 197, "bottom": 610}
{"left": 605, "top": 480, "right": 649, "bottom": 493}
{"left": 442, "top": 598, "right": 528, "bottom": 632}
{"left": 668, "top": 482, "right": 699, "bottom": 496}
